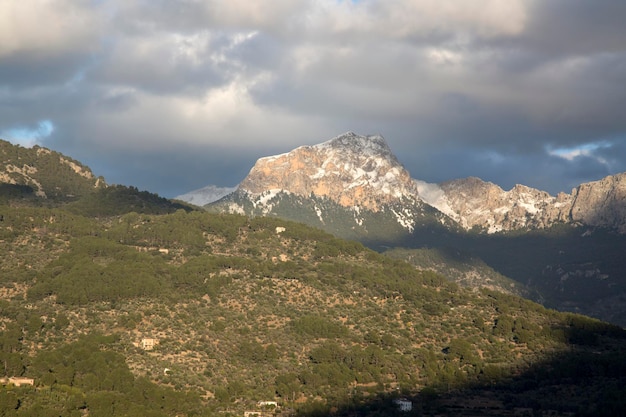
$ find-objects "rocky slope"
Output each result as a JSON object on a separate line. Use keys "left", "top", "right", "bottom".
{"left": 205, "top": 132, "right": 626, "bottom": 235}
{"left": 427, "top": 178, "right": 571, "bottom": 233}
{"left": 570, "top": 173, "right": 626, "bottom": 232}
{"left": 423, "top": 173, "right": 626, "bottom": 233}
{"left": 0, "top": 139, "right": 104, "bottom": 200}
{"left": 238, "top": 132, "right": 419, "bottom": 211}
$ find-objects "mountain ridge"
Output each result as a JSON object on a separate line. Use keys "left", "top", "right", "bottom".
{"left": 204, "top": 133, "right": 626, "bottom": 326}
{"left": 0, "top": 138, "right": 105, "bottom": 200}
{"left": 2, "top": 135, "right": 626, "bottom": 416}
{"left": 238, "top": 132, "right": 420, "bottom": 212}
{"left": 198, "top": 132, "right": 626, "bottom": 235}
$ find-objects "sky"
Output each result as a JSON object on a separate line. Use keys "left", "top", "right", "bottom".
{"left": 1, "top": 0, "right": 625, "bottom": 198}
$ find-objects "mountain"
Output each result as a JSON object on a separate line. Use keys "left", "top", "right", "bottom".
{"left": 425, "top": 174, "right": 626, "bottom": 234}
{"left": 207, "top": 132, "right": 626, "bottom": 235}
{"left": 209, "top": 132, "right": 457, "bottom": 237}
{"left": 206, "top": 132, "right": 626, "bottom": 326}
{"left": 0, "top": 138, "right": 104, "bottom": 201}
{"left": 239, "top": 132, "right": 420, "bottom": 211}
{"left": 175, "top": 184, "right": 237, "bottom": 206}
{"left": 0, "top": 138, "right": 191, "bottom": 215}
{"left": 2, "top": 137, "right": 626, "bottom": 416}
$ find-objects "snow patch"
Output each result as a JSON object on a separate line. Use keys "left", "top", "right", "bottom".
{"left": 314, "top": 205, "right": 324, "bottom": 224}
{"left": 309, "top": 167, "right": 326, "bottom": 180}
{"left": 352, "top": 206, "right": 364, "bottom": 226}
{"left": 228, "top": 203, "right": 245, "bottom": 215}
{"left": 390, "top": 208, "right": 415, "bottom": 233}
{"left": 518, "top": 201, "right": 539, "bottom": 214}
{"left": 253, "top": 189, "right": 285, "bottom": 215}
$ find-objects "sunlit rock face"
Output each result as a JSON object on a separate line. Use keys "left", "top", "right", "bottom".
{"left": 209, "top": 132, "right": 626, "bottom": 235}
{"left": 434, "top": 178, "right": 571, "bottom": 233}
{"left": 238, "top": 132, "right": 419, "bottom": 211}
{"left": 570, "top": 173, "right": 626, "bottom": 233}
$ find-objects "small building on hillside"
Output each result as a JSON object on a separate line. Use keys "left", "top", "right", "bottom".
{"left": 393, "top": 398, "right": 413, "bottom": 412}
{"left": 140, "top": 337, "right": 158, "bottom": 350}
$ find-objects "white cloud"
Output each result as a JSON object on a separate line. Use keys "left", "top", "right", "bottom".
{"left": 305, "top": 0, "right": 529, "bottom": 40}
{"left": 0, "top": 0, "right": 101, "bottom": 57}
{"left": 548, "top": 142, "right": 612, "bottom": 166}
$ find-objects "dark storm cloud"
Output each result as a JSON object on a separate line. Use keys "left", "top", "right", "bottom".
{"left": 83, "top": 144, "right": 258, "bottom": 198}
{"left": 0, "top": 0, "right": 624, "bottom": 197}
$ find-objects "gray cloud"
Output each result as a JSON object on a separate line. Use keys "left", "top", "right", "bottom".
{"left": 0, "top": 0, "right": 624, "bottom": 197}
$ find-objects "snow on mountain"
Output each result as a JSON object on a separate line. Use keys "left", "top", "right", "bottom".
{"left": 175, "top": 185, "right": 237, "bottom": 206}
{"left": 438, "top": 178, "right": 571, "bottom": 233}
{"left": 197, "top": 132, "right": 626, "bottom": 235}
{"left": 238, "top": 132, "right": 419, "bottom": 212}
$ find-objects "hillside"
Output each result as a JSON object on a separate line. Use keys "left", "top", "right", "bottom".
{"left": 206, "top": 133, "right": 626, "bottom": 327}
{"left": 1, "top": 138, "right": 626, "bottom": 416}
{"left": 1, "top": 202, "right": 626, "bottom": 416}
{"left": 0, "top": 139, "right": 192, "bottom": 216}
{"left": 0, "top": 139, "right": 104, "bottom": 202}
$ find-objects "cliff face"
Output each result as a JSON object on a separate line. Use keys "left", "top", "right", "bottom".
{"left": 218, "top": 133, "right": 626, "bottom": 234}
{"left": 436, "top": 174, "right": 626, "bottom": 233}
{"left": 437, "top": 178, "right": 572, "bottom": 233}
{"left": 570, "top": 173, "right": 626, "bottom": 232}
{"left": 238, "top": 132, "right": 419, "bottom": 211}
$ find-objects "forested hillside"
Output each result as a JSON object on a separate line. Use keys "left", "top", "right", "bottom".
{"left": 1, "top": 139, "right": 625, "bottom": 416}
{"left": 1, "top": 202, "right": 625, "bottom": 416}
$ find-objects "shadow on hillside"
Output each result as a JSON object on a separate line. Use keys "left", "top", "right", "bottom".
{"left": 365, "top": 224, "right": 626, "bottom": 327}
{"left": 293, "top": 330, "right": 626, "bottom": 417}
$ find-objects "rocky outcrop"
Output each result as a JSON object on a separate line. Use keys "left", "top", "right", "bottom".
{"left": 208, "top": 132, "right": 626, "bottom": 234}
{"left": 238, "top": 132, "right": 419, "bottom": 212}
{"left": 570, "top": 173, "right": 626, "bottom": 232}
{"left": 436, "top": 174, "right": 626, "bottom": 233}
{"left": 436, "top": 178, "right": 572, "bottom": 232}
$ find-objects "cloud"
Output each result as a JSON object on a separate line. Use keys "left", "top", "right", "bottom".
{"left": 0, "top": 0, "right": 625, "bottom": 197}
{"left": 0, "top": 0, "right": 101, "bottom": 58}
{"left": 0, "top": 120, "right": 55, "bottom": 147}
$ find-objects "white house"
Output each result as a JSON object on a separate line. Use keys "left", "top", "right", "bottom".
{"left": 393, "top": 398, "right": 413, "bottom": 412}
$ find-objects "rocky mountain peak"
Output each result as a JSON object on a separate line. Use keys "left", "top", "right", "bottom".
{"left": 238, "top": 132, "right": 417, "bottom": 211}
{"left": 570, "top": 172, "right": 626, "bottom": 232}
{"left": 439, "top": 177, "right": 576, "bottom": 232}
{"left": 201, "top": 133, "right": 626, "bottom": 235}
{"left": 316, "top": 132, "right": 393, "bottom": 157}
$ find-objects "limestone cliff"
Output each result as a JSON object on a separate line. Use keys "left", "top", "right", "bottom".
{"left": 435, "top": 178, "right": 572, "bottom": 233}
{"left": 430, "top": 174, "right": 626, "bottom": 233}
{"left": 570, "top": 173, "right": 626, "bottom": 232}
{"left": 238, "top": 132, "right": 419, "bottom": 211}
{"left": 208, "top": 132, "right": 626, "bottom": 235}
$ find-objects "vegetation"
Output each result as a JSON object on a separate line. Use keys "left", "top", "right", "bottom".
{"left": 210, "top": 187, "right": 626, "bottom": 328}
{"left": 1, "top": 200, "right": 625, "bottom": 416}
{"left": 1, "top": 139, "right": 626, "bottom": 416}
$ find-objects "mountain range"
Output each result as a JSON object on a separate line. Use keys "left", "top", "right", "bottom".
{"left": 195, "top": 132, "right": 626, "bottom": 234}
{"left": 2, "top": 136, "right": 626, "bottom": 416}
{"left": 200, "top": 132, "right": 626, "bottom": 325}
